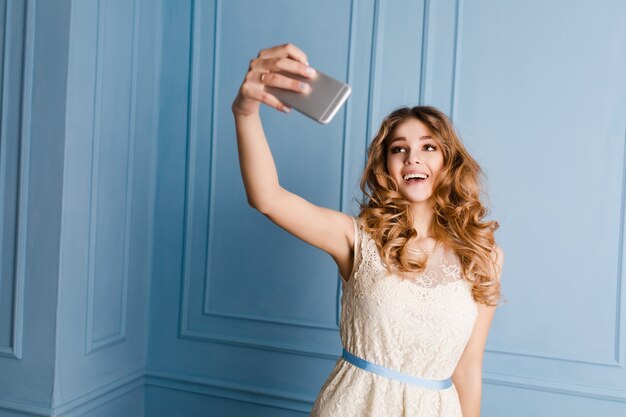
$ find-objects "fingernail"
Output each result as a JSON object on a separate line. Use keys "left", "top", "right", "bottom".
{"left": 306, "top": 66, "right": 315, "bottom": 76}
{"left": 282, "top": 106, "right": 291, "bottom": 113}
{"left": 300, "top": 82, "right": 309, "bottom": 91}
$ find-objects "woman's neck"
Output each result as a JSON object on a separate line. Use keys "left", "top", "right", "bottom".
{"left": 410, "top": 201, "right": 434, "bottom": 239}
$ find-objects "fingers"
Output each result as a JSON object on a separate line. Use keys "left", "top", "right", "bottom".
{"left": 258, "top": 71, "right": 311, "bottom": 94}
{"left": 258, "top": 43, "right": 308, "bottom": 65}
{"left": 238, "top": 43, "right": 313, "bottom": 115}
{"left": 245, "top": 87, "right": 291, "bottom": 113}
{"left": 261, "top": 91, "right": 291, "bottom": 113}
{"left": 249, "top": 56, "right": 315, "bottom": 81}
{"left": 250, "top": 44, "right": 315, "bottom": 80}
{"left": 241, "top": 70, "right": 305, "bottom": 113}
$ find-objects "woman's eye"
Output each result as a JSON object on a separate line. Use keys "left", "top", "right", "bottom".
{"left": 391, "top": 146, "right": 406, "bottom": 153}
{"left": 424, "top": 144, "right": 437, "bottom": 151}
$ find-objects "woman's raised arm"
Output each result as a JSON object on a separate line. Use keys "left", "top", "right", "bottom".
{"left": 231, "top": 44, "right": 355, "bottom": 278}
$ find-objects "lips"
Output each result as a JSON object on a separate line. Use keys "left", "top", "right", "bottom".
{"left": 402, "top": 171, "right": 429, "bottom": 183}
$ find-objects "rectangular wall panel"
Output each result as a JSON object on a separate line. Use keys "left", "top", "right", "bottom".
{"left": 368, "top": 0, "right": 426, "bottom": 127}
{"left": 0, "top": 0, "right": 29, "bottom": 361}
{"left": 0, "top": 0, "right": 70, "bottom": 410}
{"left": 84, "top": 0, "right": 136, "bottom": 354}
{"left": 145, "top": 385, "right": 308, "bottom": 417}
{"left": 426, "top": 0, "right": 626, "bottom": 411}
{"left": 149, "top": 0, "right": 626, "bottom": 416}
{"left": 54, "top": 0, "right": 156, "bottom": 409}
{"left": 179, "top": 0, "right": 369, "bottom": 359}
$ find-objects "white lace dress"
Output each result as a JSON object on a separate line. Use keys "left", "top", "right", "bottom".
{"left": 310, "top": 217, "right": 478, "bottom": 417}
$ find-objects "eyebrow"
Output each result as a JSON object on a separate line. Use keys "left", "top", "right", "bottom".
{"left": 389, "top": 135, "right": 434, "bottom": 144}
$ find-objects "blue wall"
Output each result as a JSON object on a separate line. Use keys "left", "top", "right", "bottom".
{"left": 0, "top": 0, "right": 68, "bottom": 413}
{"left": 148, "top": 0, "right": 626, "bottom": 415}
{"left": 53, "top": 0, "right": 158, "bottom": 414}
{"left": 0, "top": 0, "right": 157, "bottom": 415}
{"left": 1, "top": 0, "right": 625, "bottom": 416}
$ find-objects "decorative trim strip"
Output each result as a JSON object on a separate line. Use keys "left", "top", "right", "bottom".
{"left": 85, "top": 0, "right": 105, "bottom": 353}
{"left": 197, "top": 0, "right": 349, "bottom": 331}
{"left": 447, "top": 0, "right": 624, "bottom": 368}
{"left": 0, "top": 0, "right": 33, "bottom": 361}
{"left": 178, "top": 0, "right": 209, "bottom": 342}
{"left": 145, "top": 370, "right": 312, "bottom": 413}
{"left": 335, "top": 0, "right": 357, "bottom": 327}
{"left": 3, "top": 368, "right": 625, "bottom": 415}
{"left": 85, "top": 0, "right": 138, "bottom": 355}
{"left": 483, "top": 371, "right": 626, "bottom": 403}
{"left": 11, "top": 0, "right": 33, "bottom": 363}
{"left": 614, "top": 104, "right": 626, "bottom": 366}
{"left": 178, "top": 0, "right": 360, "bottom": 354}
{"left": 146, "top": 369, "right": 626, "bottom": 409}
{"left": 52, "top": 370, "right": 144, "bottom": 416}
{"left": 485, "top": 346, "right": 621, "bottom": 369}
{"left": 449, "top": 0, "right": 461, "bottom": 119}
{"left": 0, "top": 370, "right": 143, "bottom": 416}
{"left": 0, "top": 399, "right": 50, "bottom": 416}
{"left": 364, "top": 0, "right": 380, "bottom": 142}
{"left": 181, "top": 328, "right": 340, "bottom": 360}
{"left": 418, "top": 0, "right": 430, "bottom": 104}
{"left": 0, "top": 0, "right": 11, "bottom": 290}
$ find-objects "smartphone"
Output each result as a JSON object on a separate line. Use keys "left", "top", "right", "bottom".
{"left": 266, "top": 69, "right": 351, "bottom": 124}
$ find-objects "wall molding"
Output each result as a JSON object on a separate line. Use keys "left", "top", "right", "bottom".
{"left": 197, "top": 0, "right": 352, "bottom": 329}
{"left": 0, "top": 370, "right": 143, "bottom": 417}
{"left": 145, "top": 370, "right": 311, "bottom": 413}
{"left": 449, "top": 0, "right": 462, "bottom": 120}
{"left": 483, "top": 371, "right": 626, "bottom": 403}
{"left": 146, "top": 368, "right": 626, "bottom": 410}
{"left": 617, "top": 100, "right": 626, "bottom": 367}
{"left": 334, "top": 0, "right": 357, "bottom": 327}
{"left": 0, "top": 0, "right": 34, "bottom": 361}
{"left": 178, "top": 0, "right": 363, "bottom": 357}
{"left": 52, "top": 370, "right": 143, "bottom": 417}
{"left": 84, "top": 0, "right": 139, "bottom": 355}
{"left": 0, "top": 399, "right": 50, "bottom": 416}
{"left": 180, "top": 328, "right": 340, "bottom": 360}
{"left": 485, "top": 346, "right": 622, "bottom": 369}
{"left": 3, "top": 367, "right": 624, "bottom": 416}
{"left": 443, "top": 0, "right": 625, "bottom": 369}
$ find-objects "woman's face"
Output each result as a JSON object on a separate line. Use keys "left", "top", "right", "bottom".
{"left": 385, "top": 118, "right": 444, "bottom": 204}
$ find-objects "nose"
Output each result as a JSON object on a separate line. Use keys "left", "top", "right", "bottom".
{"left": 404, "top": 149, "right": 422, "bottom": 165}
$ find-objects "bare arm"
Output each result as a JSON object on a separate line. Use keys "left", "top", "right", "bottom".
{"left": 231, "top": 44, "right": 354, "bottom": 270}
{"left": 452, "top": 245, "right": 504, "bottom": 417}
{"left": 452, "top": 303, "right": 494, "bottom": 417}
{"left": 233, "top": 112, "right": 280, "bottom": 209}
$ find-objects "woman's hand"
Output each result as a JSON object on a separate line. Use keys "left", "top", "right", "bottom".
{"left": 232, "top": 43, "right": 316, "bottom": 116}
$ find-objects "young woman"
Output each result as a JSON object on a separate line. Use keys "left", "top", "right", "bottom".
{"left": 232, "top": 43, "right": 504, "bottom": 417}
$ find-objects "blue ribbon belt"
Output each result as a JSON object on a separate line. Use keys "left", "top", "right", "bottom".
{"left": 341, "top": 348, "right": 452, "bottom": 390}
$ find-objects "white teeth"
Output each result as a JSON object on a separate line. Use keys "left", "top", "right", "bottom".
{"left": 403, "top": 173, "right": 428, "bottom": 181}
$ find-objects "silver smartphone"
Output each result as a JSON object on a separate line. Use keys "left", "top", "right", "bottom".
{"left": 266, "top": 69, "right": 351, "bottom": 124}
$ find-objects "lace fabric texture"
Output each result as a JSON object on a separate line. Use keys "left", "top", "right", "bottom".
{"left": 310, "top": 217, "right": 478, "bottom": 417}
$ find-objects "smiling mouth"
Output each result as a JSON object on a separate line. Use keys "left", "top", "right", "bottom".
{"left": 402, "top": 173, "right": 429, "bottom": 183}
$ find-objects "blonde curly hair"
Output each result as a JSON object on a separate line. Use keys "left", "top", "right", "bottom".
{"left": 357, "top": 106, "right": 502, "bottom": 306}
